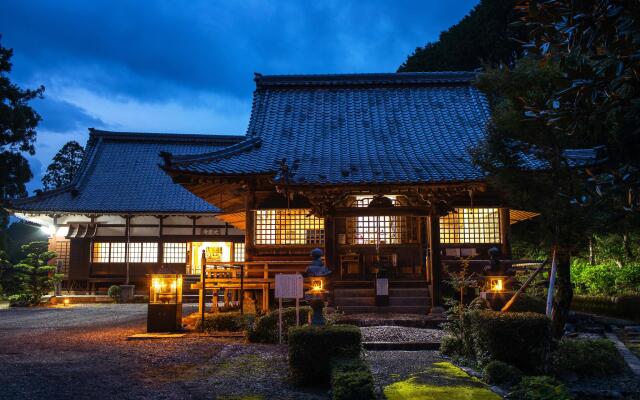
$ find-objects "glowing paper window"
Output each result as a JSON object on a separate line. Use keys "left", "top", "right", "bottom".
{"left": 234, "top": 242, "right": 245, "bottom": 262}
{"left": 346, "top": 196, "right": 417, "bottom": 245}
{"left": 128, "top": 242, "right": 158, "bottom": 263}
{"left": 255, "top": 209, "right": 325, "bottom": 245}
{"left": 92, "top": 242, "right": 125, "bottom": 263}
{"left": 163, "top": 243, "right": 187, "bottom": 264}
{"left": 440, "top": 208, "right": 502, "bottom": 244}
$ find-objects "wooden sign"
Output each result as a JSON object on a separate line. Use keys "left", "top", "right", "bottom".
{"left": 275, "top": 274, "right": 303, "bottom": 299}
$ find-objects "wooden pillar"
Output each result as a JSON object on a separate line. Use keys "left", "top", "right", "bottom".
{"left": 199, "top": 249, "right": 206, "bottom": 321}
{"left": 125, "top": 216, "right": 131, "bottom": 285}
{"left": 499, "top": 208, "right": 512, "bottom": 259}
{"left": 157, "top": 216, "right": 164, "bottom": 269}
{"left": 244, "top": 181, "right": 256, "bottom": 262}
{"left": 324, "top": 214, "right": 336, "bottom": 270}
{"left": 428, "top": 215, "right": 443, "bottom": 308}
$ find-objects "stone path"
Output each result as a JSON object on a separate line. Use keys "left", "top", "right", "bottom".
{"left": 365, "top": 350, "right": 501, "bottom": 400}
{"left": 608, "top": 328, "right": 640, "bottom": 376}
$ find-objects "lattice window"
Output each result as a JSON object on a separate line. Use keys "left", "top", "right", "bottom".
{"left": 255, "top": 209, "right": 325, "bottom": 245}
{"left": 346, "top": 215, "right": 418, "bottom": 245}
{"left": 163, "top": 243, "right": 187, "bottom": 263}
{"left": 92, "top": 242, "right": 125, "bottom": 263}
{"left": 440, "top": 208, "right": 502, "bottom": 244}
{"left": 350, "top": 196, "right": 400, "bottom": 207}
{"left": 128, "top": 242, "right": 158, "bottom": 263}
{"left": 52, "top": 238, "right": 70, "bottom": 276}
{"left": 234, "top": 242, "right": 245, "bottom": 262}
{"left": 92, "top": 242, "right": 110, "bottom": 263}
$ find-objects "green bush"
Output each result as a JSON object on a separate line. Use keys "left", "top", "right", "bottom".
{"left": 288, "top": 324, "right": 362, "bottom": 386}
{"left": 505, "top": 294, "right": 546, "bottom": 314}
{"left": 8, "top": 293, "right": 32, "bottom": 307}
{"left": 470, "top": 311, "right": 551, "bottom": 373}
{"left": 107, "top": 285, "right": 121, "bottom": 303}
{"left": 571, "top": 294, "right": 640, "bottom": 321}
{"left": 482, "top": 360, "right": 522, "bottom": 386}
{"left": 552, "top": 338, "right": 625, "bottom": 376}
{"left": 507, "top": 376, "right": 571, "bottom": 400}
{"left": 572, "top": 258, "right": 640, "bottom": 296}
{"left": 440, "top": 335, "right": 464, "bottom": 357}
{"left": 248, "top": 306, "right": 312, "bottom": 343}
{"left": 330, "top": 358, "right": 375, "bottom": 400}
{"left": 195, "top": 312, "right": 247, "bottom": 332}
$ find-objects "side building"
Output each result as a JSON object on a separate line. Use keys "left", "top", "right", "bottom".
{"left": 8, "top": 130, "right": 246, "bottom": 294}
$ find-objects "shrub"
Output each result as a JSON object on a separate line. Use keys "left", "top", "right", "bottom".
{"left": 440, "top": 335, "right": 464, "bottom": 357}
{"left": 470, "top": 311, "right": 551, "bottom": 373}
{"left": 552, "top": 338, "right": 625, "bottom": 376}
{"left": 107, "top": 285, "right": 121, "bottom": 303}
{"left": 482, "top": 360, "right": 522, "bottom": 387}
{"left": 507, "top": 376, "right": 571, "bottom": 400}
{"left": 571, "top": 294, "right": 640, "bottom": 321}
{"left": 248, "top": 306, "right": 311, "bottom": 343}
{"left": 330, "top": 358, "right": 375, "bottom": 400}
{"left": 8, "top": 293, "right": 32, "bottom": 307}
{"left": 504, "top": 294, "right": 546, "bottom": 314}
{"left": 288, "top": 324, "right": 361, "bottom": 386}
{"left": 195, "top": 312, "right": 247, "bottom": 332}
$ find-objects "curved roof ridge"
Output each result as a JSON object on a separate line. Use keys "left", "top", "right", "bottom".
{"left": 164, "top": 136, "right": 262, "bottom": 167}
{"left": 254, "top": 71, "right": 477, "bottom": 88}
{"left": 88, "top": 128, "right": 245, "bottom": 143}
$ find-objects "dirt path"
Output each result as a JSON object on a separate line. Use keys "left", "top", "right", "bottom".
{"left": 0, "top": 304, "right": 327, "bottom": 400}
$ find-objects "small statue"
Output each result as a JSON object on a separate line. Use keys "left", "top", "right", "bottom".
{"left": 305, "top": 248, "right": 332, "bottom": 277}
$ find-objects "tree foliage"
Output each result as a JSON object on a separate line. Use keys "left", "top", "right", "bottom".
{"left": 41, "top": 141, "right": 85, "bottom": 190}
{"left": 398, "top": 0, "right": 523, "bottom": 72}
{"left": 0, "top": 38, "right": 44, "bottom": 251}
{"left": 11, "top": 241, "right": 60, "bottom": 306}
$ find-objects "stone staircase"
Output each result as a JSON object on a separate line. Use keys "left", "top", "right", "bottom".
{"left": 332, "top": 281, "right": 431, "bottom": 314}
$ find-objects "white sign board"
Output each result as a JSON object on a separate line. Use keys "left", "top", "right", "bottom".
{"left": 275, "top": 274, "right": 304, "bottom": 299}
{"left": 376, "top": 278, "right": 389, "bottom": 296}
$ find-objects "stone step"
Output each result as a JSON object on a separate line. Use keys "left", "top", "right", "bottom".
{"left": 337, "top": 305, "right": 431, "bottom": 315}
{"left": 333, "top": 288, "right": 375, "bottom": 297}
{"left": 334, "top": 296, "right": 376, "bottom": 306}
{"left": 389, "top": 288, "right": 431, "bottom": 297}
{"left": 389, "top": 296, "right": 432, "bottom": 307}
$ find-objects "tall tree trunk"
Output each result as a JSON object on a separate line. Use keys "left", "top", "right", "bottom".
{"left": 551, "top": 249, "right": 573, "bottom": 338}
{"left": 588, "top": 237, "right": 595, "bottom": 265}
{"left": 623, "top": 233, "right": 632, "bottom": 259}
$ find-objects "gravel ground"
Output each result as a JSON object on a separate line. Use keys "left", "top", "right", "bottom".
{"left": 0, "top": 304, "right": 328, "bottom": 400}
{"left": 360, "top": 326, "right": 445, "bottom": 343}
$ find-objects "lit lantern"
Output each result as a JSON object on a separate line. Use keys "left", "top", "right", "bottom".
{"left": 63, "top": 298, "right": 70, "bottom": 307}
{"left": 147, "top": 272, "right": 183, "bottom": 332}
{"left": 486, "top": 276, "right": 506, "bottom": 293}
{"left": 310, "top": 278, "right": 324, "bottom": 294}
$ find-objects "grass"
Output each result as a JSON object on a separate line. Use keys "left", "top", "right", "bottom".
{"left": 383, "top": 362, "right": 501, "bottom": 400}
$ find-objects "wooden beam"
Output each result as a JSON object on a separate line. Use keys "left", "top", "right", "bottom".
{"left": 333, "top": 206, "right": 431, "bottom": 217}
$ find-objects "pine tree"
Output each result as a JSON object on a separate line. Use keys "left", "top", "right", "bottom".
{"left": 42, "top": 141, "right": 85, "bottom": 190}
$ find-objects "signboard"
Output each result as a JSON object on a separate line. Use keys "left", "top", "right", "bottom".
{"left": 275, "top": 274, "right": 304, "bottom": 299}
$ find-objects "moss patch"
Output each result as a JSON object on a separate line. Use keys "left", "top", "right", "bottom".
{"left": 384, "top": 362, "right": 501, "bottom": 400}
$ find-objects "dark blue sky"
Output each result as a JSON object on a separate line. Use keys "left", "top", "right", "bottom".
{"left": 1, "top": 0, "right": 479, "bottom": 192}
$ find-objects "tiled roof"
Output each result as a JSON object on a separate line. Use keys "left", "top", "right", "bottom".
{"left": 10, "top": 129, "right": 244, "bottom": 214}
{"left": 163, "top": 72, "right": 493, "bottom": 185}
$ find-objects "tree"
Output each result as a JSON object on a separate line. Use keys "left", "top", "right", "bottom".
{"left": 0, "top": 250, "right": 21, "bottom": 298}
{"left": 41, "top": 141, "right": 85, "bottom": 190}
{"left": 12, "top": 241, "right": 59, "bottom": 306}
{"left": 474, "top": 58, "right": 597, "bottom": 337}
{"left": 398, "top": 0, "right": 524, "bottom": 72}
{"left": 0, "top": 38, "right": 44, "bottom": 251}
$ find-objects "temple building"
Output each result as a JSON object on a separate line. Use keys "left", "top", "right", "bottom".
{"left": 11, "top": 71, "right": 586, "bottom": 311}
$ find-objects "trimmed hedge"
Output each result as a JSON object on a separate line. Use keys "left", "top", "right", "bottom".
{"left": 552, "top": 338, "right": 626, "bottom": 377}
{"left": 571, "top": 295, "right": 640, "bottom": 321}
{"left": 248, "top": 306, "right": 312, "bottom": 343}
{"left": 482, "top": 360, "right": 522, "bottom": 386}
{"left": 508, "top": 376, "right": 571, "bottom": 400}
{"left": 288, "top": 324, "right": 362, "bottom": 386}
{"left": 195, "top": 312, "right": 247, "bottom": 332}
{"left": 470, "top": 310, "right": 551, "bottom": 373}
{"left": 331, "top": 358, "right": 375, "bottom": 400}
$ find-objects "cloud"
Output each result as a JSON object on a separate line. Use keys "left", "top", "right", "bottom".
{"left": 33, "top": 97, "right": 105, "bottom": 132}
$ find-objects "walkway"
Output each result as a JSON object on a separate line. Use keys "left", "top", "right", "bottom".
{"left": 365, "top": 350, "right": 501, "bottom": 400}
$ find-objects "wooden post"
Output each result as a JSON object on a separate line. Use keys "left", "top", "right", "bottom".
{"left": 125, "top": 216, "right": 131, "bottom": 285}
{"left": 502, "top": 259, "right": 548, "bottom": 312}
{"left": 324, "top": 214, "right": 336, "bottom": 270}
{"left": 200, "top": 249, "right": 206, "bottom": 331}
{"left": 244, "top": 181, "right": 256, "bottom": 262}
{"left": 428, "top": 215, "right": 443, "bottom": 309}
{"left": 499, "top": 208, "right": 512, "bottom": 259}
{"left": 240, "top": 263, "right": 244, "bottom": 315}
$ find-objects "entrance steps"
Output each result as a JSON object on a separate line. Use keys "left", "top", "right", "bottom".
{"left": 333, "top": 281, "right": 431, "bottom": 314}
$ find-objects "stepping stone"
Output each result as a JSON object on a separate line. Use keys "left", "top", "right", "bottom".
{"left": 606, "top": 332, "right": 640, "bottom": 376}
